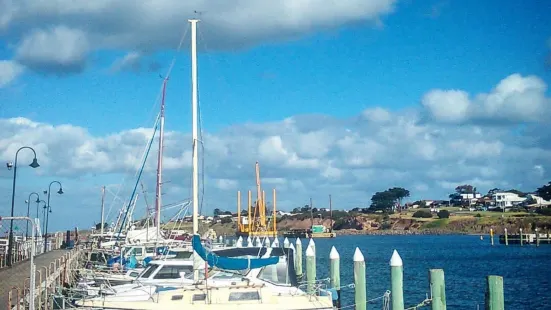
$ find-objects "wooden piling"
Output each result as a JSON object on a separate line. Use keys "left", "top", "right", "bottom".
{"left": 429, "top": 269, "right": 447, "bottom": 310}
{"left": 519, "top": 228, "right": 523, "bottom": 246}
{"left": 295, "top": 238, "right": 303, "bottom": 278}
{"left": 390, "top": 250, "right": 404, "bottom": 310}
{"left": 504, "top": 228, "right": 508, "bottom": 246}
{"left": 283, "top": 237, "right": 290, "bottom": 248}
{"left": 490, "top": 229, "right": 494, "bottom": 246}
{"left": 306, "top": 244, "right": 316, "bottom": 295}
{"left": 485, "top": 276, "right": 504, "bottom": 310}
{"left": 535, "top": 228, "right": 540, "bottom": 247}
{"left": 353, "top": 247, "right": 366, "bottom": 310}
{"left": 329, "top": 246, "right": 341, "bottom": 309}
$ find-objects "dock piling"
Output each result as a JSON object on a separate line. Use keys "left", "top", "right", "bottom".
{"left": 353, "top": 247, "right": 366, "bottom": 310}
{"left": 429, "top": 269, "right": 447, "bottom": 310}
{"left": 306, "top": 244, "right": 316, "bottom": 295}
{"left": 504, "top": 228, "right": 508, "bottom": 246}
{"left": 390, "top": 250, "right": 404, "bottom": 310}
{"left": 535, "top": 228, "right": 540, "bottom": 247}
{"left": 283, "top": 237, "right": 290, "bottom": 248}
{"left": 485, "top": 276, "right": 504, "bottom": 310}
{"left": 329, "top": 246, "right": 341, "bottom": 309}
{"left": 295, "top": 238, "right": 303, "bottom": 278}
{"left": 490, "top": 229, "right": 494, "bottom": 246}
{"left": 519, "top": 228, "right": 523, "bottom": 246}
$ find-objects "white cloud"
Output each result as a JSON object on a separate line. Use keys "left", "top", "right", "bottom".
{"left": 422, "top": 74, "right": 550, "bottom": 124}
{"left": 1, "top": 72, "right": 550, "bottom": 229}
{"left": 110, "top": 52, "right": 142, "bottom": 73}
{"left": 1, "top": 0, "right": 397, "bottom": 73}
{"left": 0, "top": 60, "right": 24, "bottom": 87}
{"left": 15, "top": 26, "right": 90, "bottom": 73}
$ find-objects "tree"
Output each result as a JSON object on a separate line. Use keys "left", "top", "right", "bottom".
{"left": 213, "top": 208, "right": 222, "bottom": 216}
{"left": 95, "top": 223, "right": 108, "bottom": 230}
{"left": 221, "top": 217, "right": 232, "bottom": 224}
{"left": 223, "top": 211, "right": 232, "bottom": 215}
{"left": 437, "top": 210, "right": 450, "bottom": 219}
{"left": 536, "top": 181, "right": 551, "bottom": 201}
{"left": 292, "top": 207, "right": 301, "bottom": 213}
{"left": 487, "top": 188, "right": 501, "bottom": 195}
{"left": 412, "top": 210, "right": 432, "bottom": 218}
{"left": 388, "top": 187, "right": 410, "bottom": 207}
{"left": 300, "top": 205, "right": 311, "bottom": 213}
{"left": 505, "top": 189, "right": 526, "bottom": 197}
{"left": 455, "top": 184, "right": 474, "bottom": 194}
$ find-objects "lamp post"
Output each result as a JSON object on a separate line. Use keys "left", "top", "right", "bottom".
{"left": 44, "top": 181, "right": 63, "bottom": 252}
{"left": 6, "top": 146, "right": 40, "bottom": 267}
{"left": 25, "top": 192, "right": 40, "bottom": 238}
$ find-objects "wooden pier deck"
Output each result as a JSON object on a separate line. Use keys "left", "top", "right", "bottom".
{"left": 0, "top": 249, "right": 70, "bottom": 309}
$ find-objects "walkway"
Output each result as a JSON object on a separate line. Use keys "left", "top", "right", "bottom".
{"left": 0, "top": 250, "right": 69, "bottom": 309}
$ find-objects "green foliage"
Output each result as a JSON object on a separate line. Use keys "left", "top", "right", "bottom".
{"left": 474, "top": 213, "right": 482, "bottom": 217}
{"left": 220, "top": 217, "right": 232, "bottom": 224}
{"left": 370, "top": 187, "right": 410, "bottom": 212}
{"left": 412, "top": 210, "right": 433, "bottom": 218}
{"left": 536, "top": 208, "right": 551, "bottom": 216}
{"left": 437, "top": 210, "right": 450, "bottom": 219}
{"left": 455, "top": 184, "right": 474, "bottom": 194}
{"left": 423, "top": 219, "right": 449, "bottom": 229}
{"left": 536, "top": 181, "right": 551, "bottom": 201}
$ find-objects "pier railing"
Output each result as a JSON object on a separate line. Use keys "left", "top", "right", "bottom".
{"left": 1, "top": 232, "right": 65, "bottom": 270}
{"left": 7, "top": 247, "right": 82, "bottom": 310}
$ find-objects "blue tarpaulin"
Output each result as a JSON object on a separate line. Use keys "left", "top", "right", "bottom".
{"left": 192, "top": 234, "right": 278, "bottom": 270}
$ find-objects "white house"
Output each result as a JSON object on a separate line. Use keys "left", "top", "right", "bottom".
{"left": 492, "top": 192, "right": 526, "bottom": 209}
{"left": 460, "top": 193, "right": 482, "bottom": 199}
{"left": 524, "top": 194, "right": 551, "bottom": 207}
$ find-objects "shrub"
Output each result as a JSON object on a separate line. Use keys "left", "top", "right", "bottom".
{"left": 437, "top": 210, "right": 450, "bottom": 219}
{"left": 412, "top": 210, "right": 433, "bottom": 218}
{"left": 220, "top": 217, "right": 232, "bottom": 224}
{"left": 474, "top": 213, "right": 482, "bottom": 217}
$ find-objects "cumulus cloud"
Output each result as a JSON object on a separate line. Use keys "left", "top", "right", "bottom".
{"left": 14, "top": 26, "right": 90, "bottom": 74}
{"left": 421, "top": 74, "right": 550, "bottom": 124}
{"left": 1, "top": 0, "right": 397, "bottom": 74}
{"left": 0, "top": 60, "right": 24, "bottom": 87}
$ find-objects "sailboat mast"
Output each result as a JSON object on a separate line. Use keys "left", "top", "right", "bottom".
{"left": 189, "top": 18, "right": 200, "bottom": 283}
{"left": 190, "top": 19, "right": 199, "bottom": 236}
{"left": 155, "top": 78, "right": 168, "bottom": 237}
{"left": 100, "top": 186, "right": 105, "bottom": 235}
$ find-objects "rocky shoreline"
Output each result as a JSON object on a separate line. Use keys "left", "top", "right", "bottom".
{"left": 335, "top": 229, "right": 469, "bottom": 236}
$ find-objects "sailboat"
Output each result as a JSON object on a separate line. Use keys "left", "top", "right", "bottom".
{"left": 74, "top": 19, "right": 334, "bottom": 310}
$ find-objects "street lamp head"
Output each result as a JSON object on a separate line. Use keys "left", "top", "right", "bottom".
{"left": 6, "top": 162, "right": 13, "bottom": 170}
{"left": 57, "top": 188, "right": 64, "bottom": 195}
{"left": 29, "top": 158, "right": 40, "bottom": 168}
{"left": 43, "top": 190, "right": 47, "bottom": 195}
{"left": 49, "top": 209, "right": 52, "bottom": 213}
{"left": 25, "top": 199, "right": 29, "bottom": 203}
{"left": 35, "top": 198, "right": 40, "bottom": 203}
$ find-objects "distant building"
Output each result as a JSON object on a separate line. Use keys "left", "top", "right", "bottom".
{"left": 491, "top": 192, "right": 526, "bottom": 209}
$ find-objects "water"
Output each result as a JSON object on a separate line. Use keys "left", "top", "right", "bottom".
{"left": 304, "top": 235, "right": 551, "bottom": 309}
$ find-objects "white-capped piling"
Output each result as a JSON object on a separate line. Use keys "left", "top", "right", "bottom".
{"left": 490, "top": 229, "right": 494, "bottom": 246}
{"left": 390, "top": 250, "right": 404, "bottom": 310}
{"left": 329, "top": 246, "right": 341, "bottom": 308}
{"left": 236, "top": 236, "right": 243, "bottom": 248}
{"left": 519, "top": 228, "right": 523, "bottom": 246}
{"left": 283, "top": 237, "right": 290, "bottom": 248}
{"left": 353, "top": 247, "right": 366, "bottom": 310}
{"left": 308, "top": 238, "right": 316, "bottom": 255}
{"left": 264, "top": 237, "right": 271, "bottom": 247}
{"left": 504, "top": 228, "right": 508, "bottom": 246}
{"left": 295, "top": 238, "right": 303, "bottom": 278}
{"left": 255, "top": 237, "right": 262, "bottom": 247}
{"left": 535, "top": 228, "right": 540, "bottom": 247}
{"left": 306, "top": 244, "right": 316, "bottom": 295}
{"left": 429, "top": 269, "right": 447, "bottom": 310}
{"left": 272, "top": 237, "right": 280, "bottom": 248}
{"left": 218, "top": 235, "right": 223, "bottom": 244}
{"left": 247, "top": 236, "right": 252, "bottom": 247}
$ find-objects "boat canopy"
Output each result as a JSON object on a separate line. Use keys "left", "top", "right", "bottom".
{"left": 192, "top": 234, "right": 279, "bottom": 270}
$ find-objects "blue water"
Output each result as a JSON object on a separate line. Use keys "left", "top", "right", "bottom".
{"left": 303, "top": 235, "right": 551, "bottom": 309}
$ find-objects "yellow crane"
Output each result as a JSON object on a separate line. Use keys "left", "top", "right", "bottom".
{"left": 236, "top": 162, "right": 277, "bottom": 237}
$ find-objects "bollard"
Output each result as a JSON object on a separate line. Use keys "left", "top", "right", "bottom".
{"left": 283, "top": 237, "right": 290, "bottom": 248}
{"left": 504, "top": 228, "right": 508, "bottom": 246}
{"left": 490, "top": 229, "right": 494, "bottom": 246}
{"left": 329, "top": 246, "right": 341, "bottom": 309}
{"left": 295, "top": 238, "right": 303, "bottom": 278}
{"left": 306, "top": 244, "right": 316, "bottom": 295}
{"left": 535, "top": 228, "right": 540, "bottom": 247}
{"left": 353, "top": 247, "right": 366, "bottom": 310}
{"left": 519, "top": 228, "right": 523, "bottom": 246}
{"left": 485, "top": 276, "right": 504, "bottom": 310}
{"left": 429, "top": 269, "right": 447, "bottom": 310}
{"left": 390, "top": 250, "right": 404, "bottom": 310}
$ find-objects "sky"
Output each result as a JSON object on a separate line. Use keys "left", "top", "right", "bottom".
{"left": 0, "top": 0, "right": 550, "bottom": 232}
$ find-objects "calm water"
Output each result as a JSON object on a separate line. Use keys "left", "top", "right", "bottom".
{"left": 299, "top": 235, "right": 551, "bottom": 309}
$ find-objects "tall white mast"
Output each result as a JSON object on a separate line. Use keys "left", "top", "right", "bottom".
{"left": 189, "top": 18, "right": 200, "bottom": 282}
{"left": 100, "top": 186, "right": 105, "bottom": 235}
{"left": 155, "top": 78, "right": 168, "bottom": 239}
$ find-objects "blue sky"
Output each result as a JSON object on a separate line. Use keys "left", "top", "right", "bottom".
{"left": 0, "top": 0, "right": 550, "bottom": 231}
